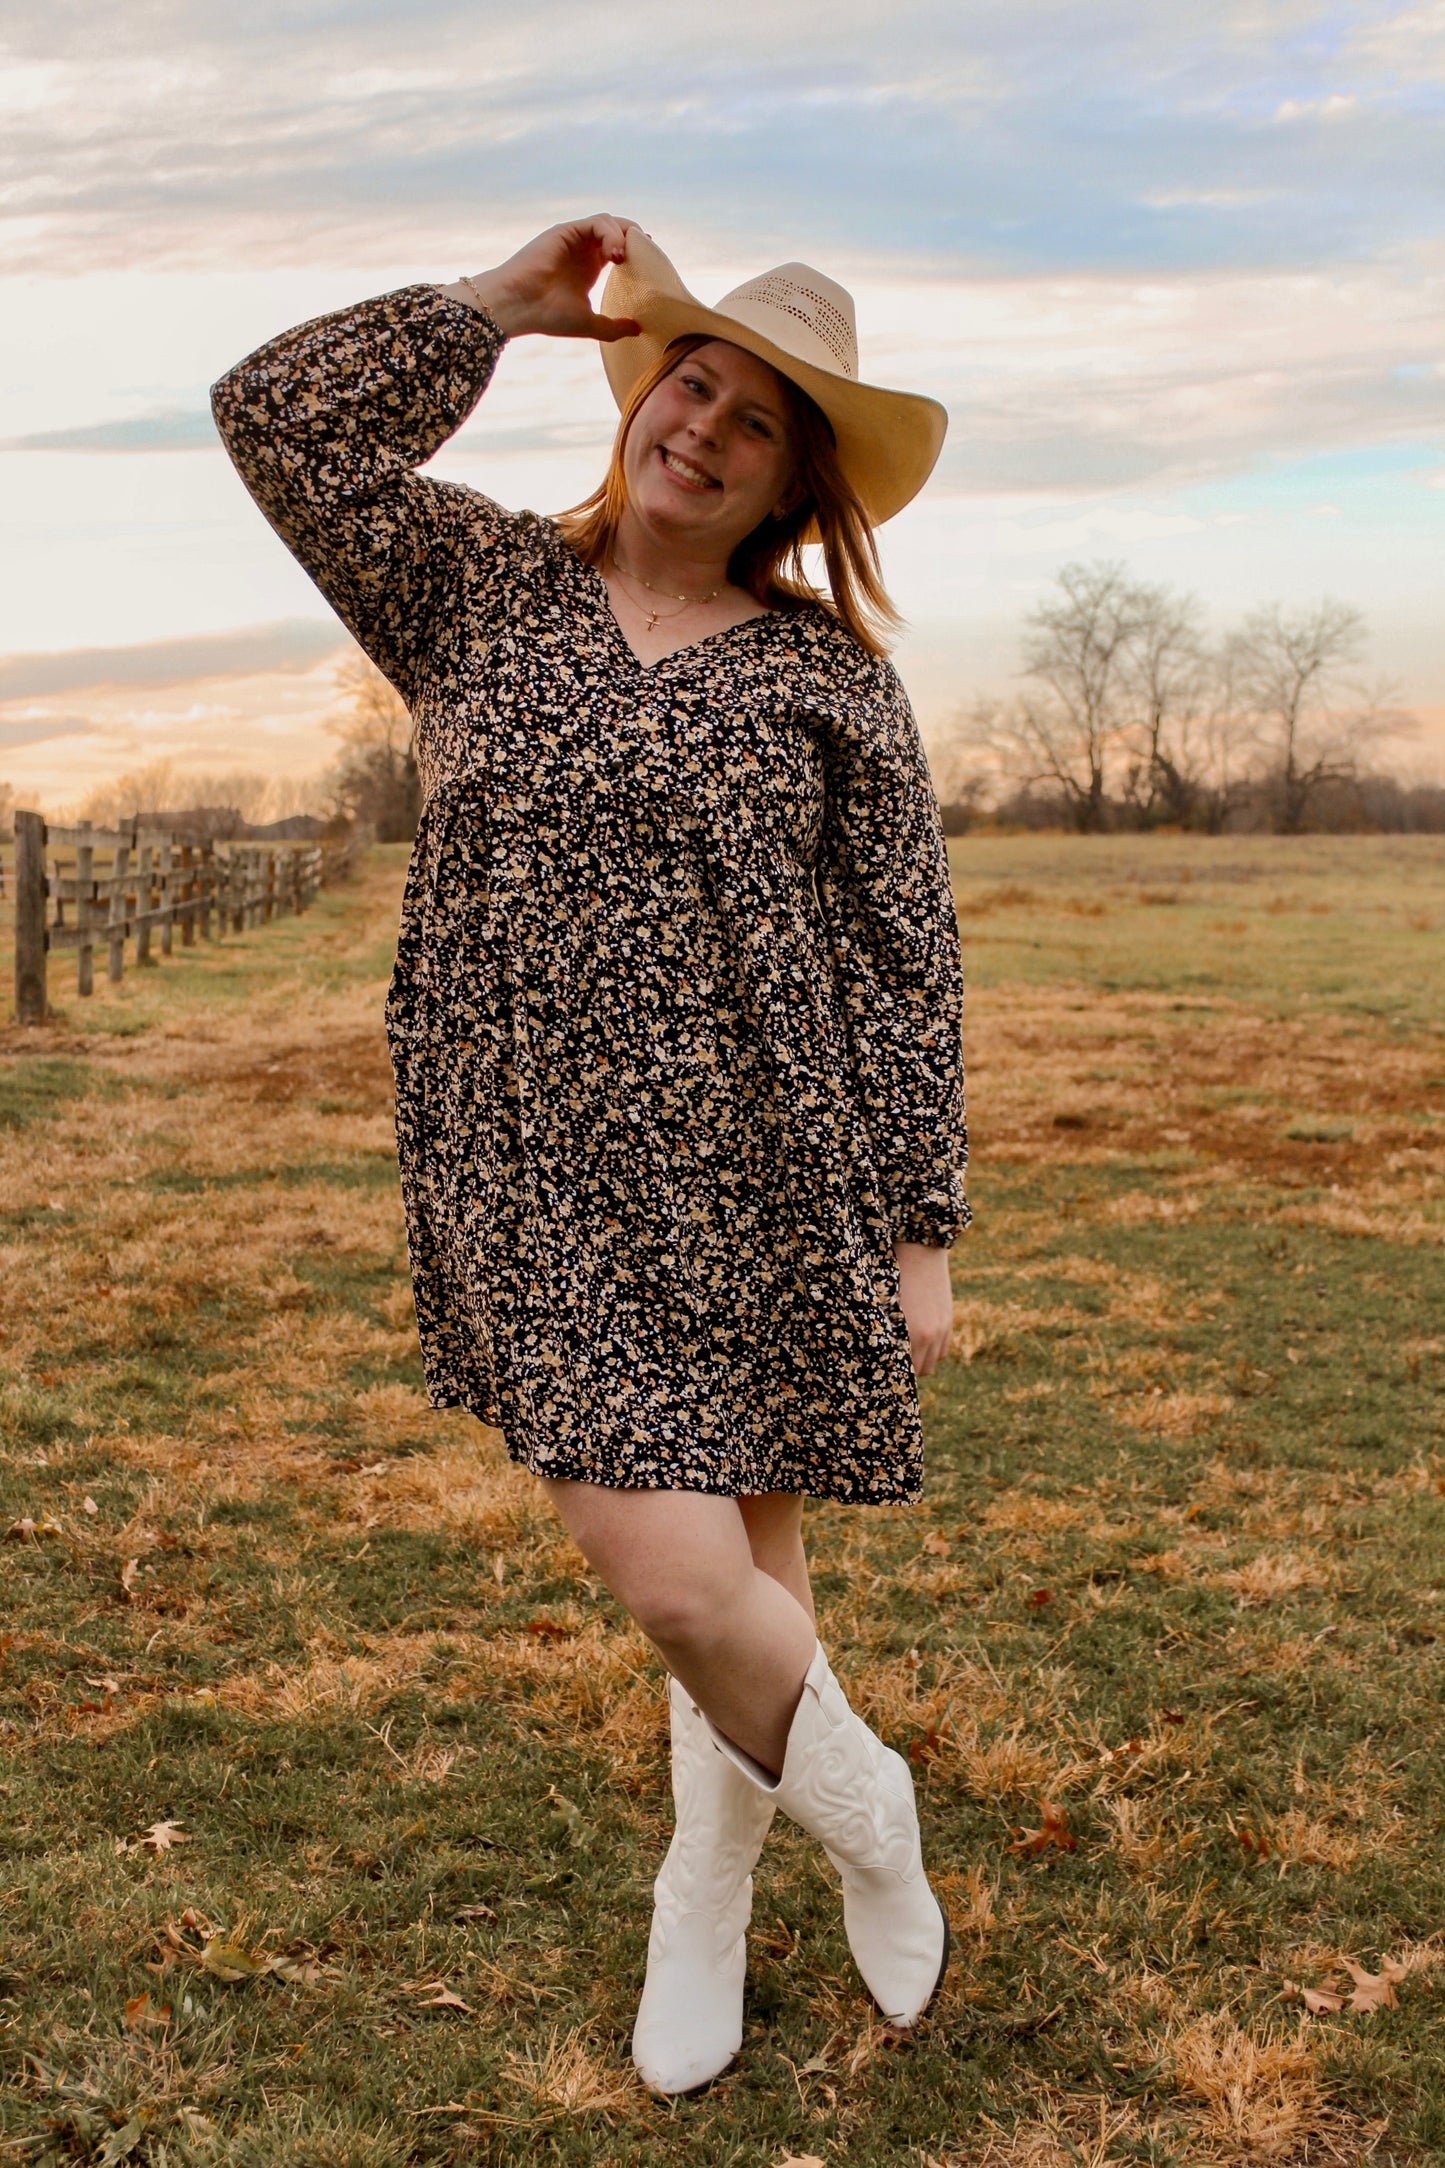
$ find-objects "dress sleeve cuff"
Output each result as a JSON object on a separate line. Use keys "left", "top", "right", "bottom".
{"left": 892, "top": 1181, "right": 972, "bottom": 1249}
{"left": 433, "top": 287, "right": 511, "bottom": 348}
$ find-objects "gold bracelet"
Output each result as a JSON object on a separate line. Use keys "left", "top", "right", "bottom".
{"left": 459, "top": 275, "right": 493, "bottom": 318}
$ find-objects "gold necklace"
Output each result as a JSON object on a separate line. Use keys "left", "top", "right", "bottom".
{"left": 610, "top": 559, "right": 724, "bottom": 634}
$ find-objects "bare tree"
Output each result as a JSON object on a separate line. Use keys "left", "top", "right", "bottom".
{"left": 1118, "top": 584, "right": 1209, "bottom": 825}
{"left": 1018, "top": 561, "right": 1147, "bottom": 830}
{"left": 325, "top": 653, "right": 420, "bottom": 842}
{"left": 1186, "top": 638, "right": 1259, "bottom": 835}
{"left": 959, "top": 562, "right": 1154, "bottom": 831}
{"left": 1230, "top": 599, "right": 1385, "bottom": 833}
{"left": 69, "top": 760, "right": 324, "bottom": 832}
{"left": 930, "top": 566, "right": 1413, "bottom": 835}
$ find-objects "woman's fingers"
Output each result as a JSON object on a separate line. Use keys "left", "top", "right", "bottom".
{"left": 574, "top": 213, "right": 635, "bottom": 264}
{"left": 587, "top": 311, "right": 641, "bottom": 343}
{"left": 556, "top": 215, "right": 635, "bottom": 281}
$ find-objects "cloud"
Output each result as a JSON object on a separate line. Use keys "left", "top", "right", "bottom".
{"left": 0, "top": 620, "right": 346, "bottom": 700}
{"left": 887, "top": 248, "right": 1445, "bottom": 497}
{"left": 0, "top": 0, "right": 1439, "bottom": 279}
{"left": 0, "top": 714, "right": 93, "bottom": 749}
{"left": 3, "top": 407, "right": 219, "bottom": 452}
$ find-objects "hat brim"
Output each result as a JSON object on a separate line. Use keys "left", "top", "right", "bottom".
{"left": 599, "top": 233, "right": 947, "bottom": 529}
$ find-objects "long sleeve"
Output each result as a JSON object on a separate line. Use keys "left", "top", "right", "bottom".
{"left": 814, "top": 654, "right": 970, "bottom": 1248}
{"left": 210, "top": 284, "right": 508, "bottom": 708}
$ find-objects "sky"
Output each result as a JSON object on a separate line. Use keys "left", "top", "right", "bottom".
{"left": 1, "top": 0, "right": 1443, "bottom": 809}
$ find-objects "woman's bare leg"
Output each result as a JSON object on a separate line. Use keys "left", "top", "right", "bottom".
{"left": 539, "top": 1480, "right": 815, "bottom": 1776}
{"left": 738, "top": 1490, "right": 815, "bottom": 1626}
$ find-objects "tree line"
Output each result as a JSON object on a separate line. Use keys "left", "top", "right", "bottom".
{"left": 937, "top": 561, "right": 1442, "bottom": 835}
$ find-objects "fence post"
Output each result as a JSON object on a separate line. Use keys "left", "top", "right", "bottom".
{"left": 179, "top": 844, "right": 196, "bottom": 945}
{"left": 199, "top": 842, "right": 214, "bottom": 941}
{"left": 108, "top": 834, "right": 131, "bottom": 984}
{"left": 136, "top": 842, "right": 155, "bottom": 965}
{"left": 75, "top": 821, "right": 95, "bottom": 996}
{"left": 14, "top": 810, "right": 47, "bottom": 1024}
{"left": 160, "top": 839, "right": 175, "bottom": 956}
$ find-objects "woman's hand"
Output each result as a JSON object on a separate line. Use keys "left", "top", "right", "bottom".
{"left": 894, "top": 1241, "right": 954, "bottom": 1377}
{"left": 444, "top": 216, "right": 642, "bottom": 342}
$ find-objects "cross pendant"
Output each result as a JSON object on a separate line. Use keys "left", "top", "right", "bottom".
{"left": 645, "top": 608, "right": 660, "bottom": 633}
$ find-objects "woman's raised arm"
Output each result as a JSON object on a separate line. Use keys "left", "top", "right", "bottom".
{"left": 209, "top": 219, "right": 641, "bottom": 705}
{"left": 210, "top": 285, "right": 509, "bottom": 706}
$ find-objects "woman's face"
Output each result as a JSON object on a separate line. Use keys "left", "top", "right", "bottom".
{"left": 620, "top": 339, "right": 798, "bottom": 563}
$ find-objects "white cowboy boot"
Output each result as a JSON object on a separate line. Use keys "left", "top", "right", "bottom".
{"left": 631, "top": 1672, "right": 777, "bottom": 2095}
{"left": 704, "top": 1641, "right": 949, "bottom": 2027}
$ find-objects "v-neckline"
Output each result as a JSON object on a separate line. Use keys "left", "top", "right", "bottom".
{"left": 574, "top": 551, "right": 778, "bottom": 676}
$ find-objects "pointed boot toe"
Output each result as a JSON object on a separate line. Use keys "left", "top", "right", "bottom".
{"left": 704, "top": 1642, "right": 952, "bottom": 2028}
{"left": 631, "top": 1908, "right": 747, "bottom": 2094}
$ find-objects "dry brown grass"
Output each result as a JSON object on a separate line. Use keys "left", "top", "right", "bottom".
{"left": 2, "top": 843, "right": 1440, "bottom": 2167}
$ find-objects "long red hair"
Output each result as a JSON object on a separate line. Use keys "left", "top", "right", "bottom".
{"left": 555, "top": 335, "right": 900, "bottom": 656}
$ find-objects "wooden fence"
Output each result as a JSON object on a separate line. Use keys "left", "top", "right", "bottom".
{"left": 10, "top": 813, "right": 356, "bottom": 1025}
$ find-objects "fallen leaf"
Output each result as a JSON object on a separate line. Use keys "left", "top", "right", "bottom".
{"left": 413, "top": 1979, "right": 472, "bottom": 2012}
{"left": 199, "top": 1940, "right": 267, "bottom": 1982}
{"left": 455, "top": 1903, "right": 497, "bottom": 1922}
{"left": 1283, "top": 1976, "right": 1345, "bottom": 2014}
{"left": 83, "top": 1497, "right": 99, "bottom": 1515}
{"left": 1344, "top": 1957, "right": 1407, "bottom": 2013}
{"left": 266, "top": 1954, "right": 324, "bottom": 1984}
{"left": 119, "top": 1558, "right": 140, "bottom": 1601}
{"left": 142, "top": 1820, "right": 189, "bottom": 1855}
{"left": 921, "top": 1532, "right": 951, "bottom": 1558}
{"left": 97, "top": 2118, "right": 150, "bottom": 2166}
{"left": 123, "top": 1991, "right": 171, "bottom": 2032}
{"left": 1026, "top": 1587, "right": 1053, "bottom": 1609}
{"left": 524, "top": 1617, "right": 567, "bottom": 1639}
{"left": 773, "top": 2156, "right": 828, "bottom": 2168}
{"left": 1010, "top": 1802, "right": 1078, "bottom": 1855}
{"left": 1160, "top": 1709, "right": 1187, "bottom": 1725}
{"left": 5, "top": 1518, "right": 38, "bottom": 1543}
{"left": 908, "top": 1724, "right": 947, "bottom": 1765}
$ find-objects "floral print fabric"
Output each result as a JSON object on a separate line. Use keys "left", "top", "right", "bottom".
{"left": 211, "top": 285, "right": 969, "bottom": 1503}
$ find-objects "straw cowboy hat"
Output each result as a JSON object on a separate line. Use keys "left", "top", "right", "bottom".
{"left": 599, "top": 231, "right": 947, "bottom": 528}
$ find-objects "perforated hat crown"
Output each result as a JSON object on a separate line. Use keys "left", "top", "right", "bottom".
{"left": 711, "top": 264, "right": 859, "bottom": 381}
{"left": 600, "top": 232, "right": 947, "bottom": 528}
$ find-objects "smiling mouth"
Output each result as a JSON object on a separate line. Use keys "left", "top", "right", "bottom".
{"left": 659, "top": 447, "right": 722, "bottom": 491}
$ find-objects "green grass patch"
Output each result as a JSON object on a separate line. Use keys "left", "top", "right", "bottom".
{"left": 1, "top": 840, "right": 1441, "bottom": 2164}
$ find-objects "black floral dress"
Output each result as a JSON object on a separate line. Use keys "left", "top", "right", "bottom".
{"left": 211, "top": 285, "right": 969, "bottom": 1503}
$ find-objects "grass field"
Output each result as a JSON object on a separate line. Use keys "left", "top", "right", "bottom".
{"left": 2, "top": 833, "right": 1443, "bottom": 2167}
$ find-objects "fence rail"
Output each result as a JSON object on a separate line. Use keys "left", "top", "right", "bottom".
{"left": 10, "top": 812, "right": 356, "bottom": 1025}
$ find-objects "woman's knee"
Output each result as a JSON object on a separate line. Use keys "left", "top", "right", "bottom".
{"left": 538, "top": 1478, "right": 750, "bottom": 1649}
{"left": 626, "top": 1570, "right": 740, "bottom": 1652}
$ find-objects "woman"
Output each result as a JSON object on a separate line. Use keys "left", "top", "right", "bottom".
{"left": 211, "top": 214, "right": 969, "bottom": 2096}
